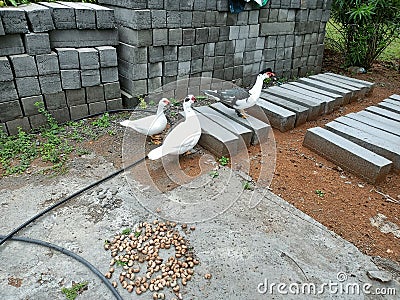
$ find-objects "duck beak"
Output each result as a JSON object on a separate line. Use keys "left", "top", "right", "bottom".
{"left": 191, "top": 96, "right": 197, "bottom": 102}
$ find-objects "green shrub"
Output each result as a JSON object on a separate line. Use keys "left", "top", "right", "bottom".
{"left": 329, "top": 0, "right": 400, "bottom": 69}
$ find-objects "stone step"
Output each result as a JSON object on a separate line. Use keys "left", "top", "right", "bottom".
{"left": 383, "top": 99, "right": 400, "bottom": 108}
{"left": 346, "top": 112, "right": 400, "bottom": 137}
{"left": 365, "top": 106, "right": 400, "bottom": 123}
{"left": 297, "top": 77, "right": 353, "bottom": 104}
{"left": 334, "top": 116, "right": 400, "bottom": 146}
{"left": 210, "top": 102, "right": 271, "bottom": 145}
{"left": 314, "top": 73, "right": 369, "bottom": 97}
{"left": 377, "top": 101, "right": 400, "bottom": 114}
{"left": 194, "top": 106, "right": 252, "bottom": 149}
{"left": 309, "top": 74, "right": 363, "bottom": 101}
{"left": 389, "top": 94, "right": 400, "bottom": 101}
{"left": 259, "top": 92, "right": 309, "bottom": 125}
{"left": 179, "top": 110, "right": 239, "bottom": 157}
{"left": 303, "top": 127, "right": 392, "bottom": 184}
{"left": 253, "top": 99, "right": 296, "bottom": 132}
{"left": 263, "top": 86, "right": 324, "bottom": 118}
{"left": 325, "top": 120, "right": 400, "bottom": 171}
{"left": 324, "top": 72, "right": 375, "bottom": 89}
{"left": 280, "top": 83, "right": 337, "bottom": 114}
{"left": 287, "top": 82, "right": 344, "bottom": 109}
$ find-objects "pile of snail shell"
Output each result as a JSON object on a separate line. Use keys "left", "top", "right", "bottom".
{"left": 104, "top": 220, "right": 199, "bottom": 299}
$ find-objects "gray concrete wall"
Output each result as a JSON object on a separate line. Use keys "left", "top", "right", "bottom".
{"left": 0, "top": 2, "right": 121, "bottom": 135}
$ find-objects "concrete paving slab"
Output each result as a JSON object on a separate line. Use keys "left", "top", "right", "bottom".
{"left": 253, "top": 99, "right": 296, "bottom": 132}
{"left": 1, "top": 157, "right": 399, "bottom": 299}
{"left": 377, "top": 101, "right": 400, "bottom": 114}
{"left": 389, "top": 94, "right": 400, "bottom": 101}
{"left": 316, "top": 73, "right": 369, "bottom": 95}
{"left": 383, "top": 99, "right": 400, "bottom": 108}
{"left": 365, "top": 106, "right": 400, "bottom": 123}
{"left": 346, "top": 112, "right": 400, "bottom": 138}
{"left": 325, "top": 121, "right": 400, "bottom": 171}
{"left": 303, "top": 127, "right": 392, "bottom": 183}
{"left": 324, "top": 72, "right": 375, "bottom": 88}
{"left": 297, "top": 77, "right": 353, "bottom": 104}
{"left": 210, "top": 102, "right": 271, "bottom": 145}
{"left": 259, "top": 92, "right": 309, "bottom": 126}
{"left": 179, "top": 110, "right": 239, "bottom": 157}
{"left": 195, "top": 106, "right": 252, "bottom": 148}
{"left": 334, "top": 116, "right": 400, "bottom": 146}
{"left": 309, "top": 74, "right": 363, "bottom": 101}
{"left": 265, "top": 86, "right": 324, "bottom": 118}
{"left": 281, "top": 82, "right": 337, "bottom": 114}
{"left": 288, "top": 82, "right": 344, "bottom": 108}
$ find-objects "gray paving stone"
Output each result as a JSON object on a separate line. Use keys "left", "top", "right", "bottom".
{"left": 49, "top": 107, "right": 70, "bottom": 123}
{"left": 118, "top": 59, "right": 147, "bottom": 81}
{"left": 325, "top": 120, "right": 400, "bottom": 170}
{"left": 151, "top": 10, "right": 166, "bottom": 28}
{"left": 15, "top": 76, "right": 41, "bottom": 98}
{"left": 100, "top": 67, "right": 119, "bottom": 83}
{"left": 118, "top": 75, "right": 147, "bottom": 96}
{"left": 178, "top": 61, "right": 191, "bottom": 76}
{"left": 69, "top": 104, "right": 89, "bottom": 120}
{"left": 39, "top": 2, "right": 76, "bottom": 29}
{"left": 21, "top": 3, "right": 54, "bottom": 32}
{"left": 260, "top": 92, "right": 309, "bottom": 126}
{"left": 164, "top": 61, "right": 178, "bottom": 76}
{"left": 35, "top": 52, "right": 60, "bottom": 75}
{"left": 49, "top": 29, "right": 118, "bottom": 47}
{"left": 29, "top": 113, "right": 47, "bottom": 128}
{"left": 56, "top": 48, "right": 79, "bottom": 70}
{"left": 0, "top": 100, "right": 23, "bottom": 122}
{"left": 169, "top": 28, "right": 182, "bottom": 45}
{"left": 39, "top": 74, "right": 62, "bottom": 94}
{"left": 88, "top": 101, "right": 107, "bottom": 115}
{"left": 106, "top": 98, "right": 123, "bottom": 110}
{"left": 365, "top": 106, "right": 400, "bottom": 123}
{"left": 163, "top": 46, "right": 178, "bottom": 61}
{"left": 303, "top": 127, "right": 392, "bottom": 184}
{"left": 148, "top": 63, "right": 163, "bottom": 78}
{"left": 320, "top": 73, "right": 370, "bottom": 94}
{"left": 148, "top": 77, "right": 162, "bottom": 92}
{"left": 78, "top": 2, "right": 115, "bottom": 29}
{"left": 297, "top": 77, "right": 353, "bottom": 104}
{"left": 65, "top": 89, "right": 85, "bottom": 106}
{"left": 24, "top": 33, "right": 51, "bottom": 55}
{"left": 0, "top": 123, "right": 8, "bottom": 135}
{"left": 282, "top": 83, "right": 337, "bottom": 113}
{"left": 260, "top": 22, "right": 295, "bottom": 35}
{"left": 192, "top": 11, "right": 205, "bottom": 27}
{"left": 44, "top": 91, "right": 67, "bottom": 110}
{"left": 85, "top": 85, "right": 105, "bottom": 103}
{"left": 98, "top": 0, "right": 147, "bottom": 9}
{"left": 120, "top": 90, "right": 137, "bottom": 108}
{"left": 324, "top": 72, "right": 375, "bottom": 89}
{"left": 6, "top": 117, "right": 31, "bottom": 135}
{"left": 0, "top": 7, "right": 28, "bottom": 34}
{"left": 20, "top": 95, "right": 43, "bottom": 116}
{"left": 347, "top": 112, "right": 400, "bottom": 137}
{"left": 383, "top": 99, "right": 400, "bottom": 109}
{"left": 310, "top": 74, "right": 365, "bottom": 100}
{"left": 61, "top": 70, "right": 81, "bottom": 90}
{"left": 0, "top": 34, "right": 25, "bottom": 56}
{"left": 195, "top": 106, "right": 252, "bottom": 148}
{"left": 182, "top": 29, "right": 195, "bottom": 45}
{"left": 148, "top": 46, "right": 164, "bottom": 63}
{"left": 81, "top": 69, "right": 101, "bottom": 87}
{"left": 113, "top": 7, "right": 151, "bottom": 30}
{"left": 9, "top": 54, "right": 37, "bottom": 78}
{"left": 265, "top": 86, "right": 324, "bottom": 119}
{"left": 255, "top": 99, "right": 296, "bottom": 132}
{"left": 78, "top": 48, "right": 99, "bottom": 70}
{"left": 103, "top": 82, "right": 121, "bottom": 100}
{"left": 0, "top": 17, "right": 4, "bottom": 35}
{"left": 335, "top": 116, "right": 400, "bottom": 146}
{"left": 61, "top": 1, "right": 96, "bottom": 29}
{"left": 118, "top": 27, "right": 152, "bottom": 47}
{"left": 288, "top": 82, "right": 344, "bottom": 108}
{"left": 153, "top": 28, "right": 168, "bottom": 46}
{"left": 377, "top": 101, "right": 400, "bottom": 115}
{"left": 211, "top": 102, "right": 271, "bottom": 145}
{"left": 117, "top": 42, "right": 147, "bottom": 64}
{"left": 0, "top": 57, "right": 13, "bottom": 82}
{"left": 179, "top": 109, "right": 239, "bottom": 157}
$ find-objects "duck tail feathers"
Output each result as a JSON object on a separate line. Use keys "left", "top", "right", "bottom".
{"left": 147, "top": 146, "right": 164, "bottom": 160}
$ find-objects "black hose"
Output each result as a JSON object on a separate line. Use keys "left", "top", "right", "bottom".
{"left": 0, "top": 235, "right": 123, "bottom": 300}
{"left": 0, "top": 156, "right": 147, "bottom": 246}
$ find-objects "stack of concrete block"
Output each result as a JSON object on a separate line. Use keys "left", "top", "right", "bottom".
{"left": 0, "top": 2, "right": 121, "bottom": 135}
{"left": 99, "top": 0, "right": 332, "bottom": 102}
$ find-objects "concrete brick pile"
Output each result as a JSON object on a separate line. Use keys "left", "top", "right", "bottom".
{"left": 98, "top": 0, "right": 332, "bottom": 101}
{"left": 0, "top": 2, "right": 121, "bottom": 135}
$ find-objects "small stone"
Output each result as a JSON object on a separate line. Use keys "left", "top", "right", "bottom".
{"left": 367, "top": 270, "right": 392, "bottom": 282}
{"left": 204, "top": 273, "right": 212, "bottom": 280}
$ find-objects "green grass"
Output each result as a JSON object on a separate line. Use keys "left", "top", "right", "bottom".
{"left": 61, "top": 281, "right": 88, "bottom": 300}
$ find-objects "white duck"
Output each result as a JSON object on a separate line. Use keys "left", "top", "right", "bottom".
{"left": 203, "top": 68, "right": 276, "bottom": 118}
{"left": 148, "top": 95, "right": 201, "bottom": 160}
{"left": 120, "top": 98, "right": 170, "bottom": 144}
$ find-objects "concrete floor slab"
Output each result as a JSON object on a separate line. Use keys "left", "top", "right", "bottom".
{"left": 345, "top": 112, "right": 400, "bottom": 138}
{"left": 365, "top": 106, "right": 400, "bottom": 123}
{"left": 254, "top": 99, "right": 296, "bottom": 132}
{"left": 288, "top": 82, "right": 344, "bottom": 108}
